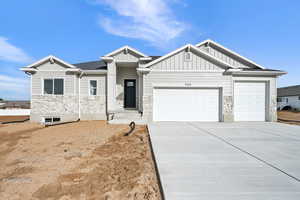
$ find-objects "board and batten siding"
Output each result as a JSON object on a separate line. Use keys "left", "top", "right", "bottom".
{"left": 143, "top": 48, "right": 233, "bottom": 121}
{"left": 201, "top": 45, "right": 253, "bottom": 69}
{"left": 151, "top": 50, "right": 224, "bottom": 71}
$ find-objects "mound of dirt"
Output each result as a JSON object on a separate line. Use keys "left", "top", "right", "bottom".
{"left": 0, "top": 121, "right": 161, "bottom": 200}
{"left": 33, "top": 126, "right": 161, "bottom": 200}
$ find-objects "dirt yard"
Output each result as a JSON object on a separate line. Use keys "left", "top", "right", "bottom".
{"left": 0, "top": 121, "right": 161, "bottom": 200}
{"left": 278, "top": 111, "right": 300, "bottom": 125}
{"left": 0, "top": 116, "right": 29, "bottom": 123}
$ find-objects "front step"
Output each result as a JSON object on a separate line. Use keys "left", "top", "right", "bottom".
{"left": 108, "top": 110, "right": 146, "bottom": 125}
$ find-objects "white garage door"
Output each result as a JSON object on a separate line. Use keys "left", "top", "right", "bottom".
{"left": 153, "top": 88, "right": 220, "bottom": 121}
{"left": 234, "top": 82, "right": 266, "bottom": 121}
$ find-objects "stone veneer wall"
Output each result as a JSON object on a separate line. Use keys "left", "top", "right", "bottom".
{"left": 270, "top": 95, "right": 277, "bottom": 122}
{"left": 30, "top": 95, "right": 79, "bottom": 122}
{"left": 80, "top": 96, "right": 106, "bottom": 120}
{"left": 223, "top": 96, "right": 233, "bottom": 122}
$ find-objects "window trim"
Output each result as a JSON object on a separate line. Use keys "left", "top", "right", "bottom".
{"left": 89, "top": 79, "right": 98, "bottom": 96}
{"left": 42, "top": 78, "right": 65, "bottom": 95}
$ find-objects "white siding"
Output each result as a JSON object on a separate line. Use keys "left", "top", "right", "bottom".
{"left": 207, "top": 46, "right": 252, "bottom": 68}
{"left": 151, "top": 50, "right": 224, "bottom": 71}
{"left": 113, "top": 51, "right": 139, "bottom": 62}
{"left": 144, "top": 72, "right": 232, "bottom": 96}
{"left": 35, "top": 61, "right": 70, "bottom": 71}
{"left": 32, "top": 71, "right": 76, "bottom": 95}
{"left": 79, "top": 74, "right": 106, "bottom": 120}
{"left": 278, "top": 96, "right": 300, "bottom": 110}
{"left": 80, "top": 74, "right": 106, "bottom": 96}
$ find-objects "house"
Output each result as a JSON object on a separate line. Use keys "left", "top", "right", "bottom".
{"left": 21, "top": 39, "right": 286, "bottom": 124}
{"left": 277, "top": 85, "right": 300, "bottom": 111}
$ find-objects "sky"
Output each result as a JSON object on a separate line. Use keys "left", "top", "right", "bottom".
{"left": 0, "top": 0, "right": 300, "bottom": 100}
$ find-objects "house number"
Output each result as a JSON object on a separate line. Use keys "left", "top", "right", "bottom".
{"left": 185, "top": 82, "right": 192, "bottom": 87}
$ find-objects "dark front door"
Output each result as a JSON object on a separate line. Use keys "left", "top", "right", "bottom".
{"left": 124, "top": 79, "right": 136, "bottom": 108}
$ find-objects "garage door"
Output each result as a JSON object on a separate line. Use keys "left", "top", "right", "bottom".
{"left": 153, "top": 88, "right": 220, "bottom": 121}
{"left": 234, "top": 82, "right": 266, "bottom": 121}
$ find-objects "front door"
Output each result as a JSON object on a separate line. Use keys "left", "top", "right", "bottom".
{"left": 124, "top": 79, "right": 136, "bottom": 108}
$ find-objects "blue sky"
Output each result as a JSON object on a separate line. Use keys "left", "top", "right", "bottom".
{"left": 0, "top": 0, "right": 300, "bottom": 100}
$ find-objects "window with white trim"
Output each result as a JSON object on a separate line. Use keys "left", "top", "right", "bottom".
{"left": 44, "top": 79, "right": 64, "bottom": 95}
{"left": 89, "top": 80, "right": 97, "bottom": 95}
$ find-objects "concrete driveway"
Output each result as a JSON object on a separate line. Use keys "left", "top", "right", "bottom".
{"left": 148, "top": 122, "right": 300, "bottom": 200}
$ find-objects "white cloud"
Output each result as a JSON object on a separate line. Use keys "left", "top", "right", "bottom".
{"left": 0, "top": 37, "right": 33, "bottom": 63}
{"left": 94, "top": 0, "right": 188, "bottom": 47}
{"left": 0, "top": 74, "right": 29, "bottom": 96}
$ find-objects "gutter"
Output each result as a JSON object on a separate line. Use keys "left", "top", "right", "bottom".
{"left": 81, "top": 70, "right": 107, "bottom": 74}
{"left": 229, "top": 70, "right": 287, "bottom": 76}
{"left": 137, "top": 68, "right": 151, "bottom": 72}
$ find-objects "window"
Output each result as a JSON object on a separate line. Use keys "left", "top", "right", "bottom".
{"left": 89, "top": 80, "right": 97, "bottom": 95}
{"left": 184, "top": 52, "right": 191, "bottom": 61}
{"left": 286, "top": 98, "right": 289, "bottom": 103}
{"left": 44, "top": 79, "right": 64, "bottom": 95}
{"left": 44, "top": 117, "right": 60, "bottom": 123}
{"left": 298, "top": 96, "right": 300, "bottom": 100}
{"left": 277, "top": 97, "right": 282, "bottom": 102}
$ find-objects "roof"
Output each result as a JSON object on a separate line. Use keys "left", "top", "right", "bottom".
{"left": 196, "top": 39, "right": 265, "bottom": 69}
{"left": 278, "top": 85, "right": 300, "bottom": 97}
{"left": 104, "top": 45, "right": 148, "bottom": 57}
{"left": 144, "top": 44, "right": 235, "bottom": 69}
{"left": 22, "top": 55, "right": 78, "bottom": 69}
{"left": 73, "top": 60, "right": 107, "bottom": 70}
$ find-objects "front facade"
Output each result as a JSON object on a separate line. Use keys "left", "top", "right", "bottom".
{"left": 21, "top": 40, "right": 286, "bottom": 123}
{"left": 277, "top": 85, "right": 300, "bottom": 111}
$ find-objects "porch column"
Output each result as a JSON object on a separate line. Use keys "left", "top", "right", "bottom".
{"left": 107, "top": 61, "right": 117, "bottom": 112}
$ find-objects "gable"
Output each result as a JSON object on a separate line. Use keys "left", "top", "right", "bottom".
{"left": 150, "top": 48, "right": 225, "bottom": 71}
{"left": 113, "top": 50, "right": 140, "bottom": 62}
{"left": 196, "top": 40, "right": 264, "bottom": 69}
{"left": 35, "top": 60, "right": 71, "bottom": 71}
{"left": 207, "top": 45, "right": 253, "bottom": 69}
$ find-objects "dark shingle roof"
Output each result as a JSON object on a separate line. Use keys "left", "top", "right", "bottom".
{"left": 73, "top": 60, "right": 107, "bottom": 70}
{"left": 278, "top": 85, "right": 300, "bottom": 97}
{"left": 73, "top": 56, "right": 161, "bottom": 68}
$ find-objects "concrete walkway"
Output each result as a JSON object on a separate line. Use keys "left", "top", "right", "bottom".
{"left": 148, "top": 122, "right": 300, "bottom": 200}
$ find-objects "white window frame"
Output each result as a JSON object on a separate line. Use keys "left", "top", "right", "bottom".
{"left": 89, "top": 80, "right": 97, "bottom": 96}
{"left": 42, "top": 78, "right": 65, "bottom": 95}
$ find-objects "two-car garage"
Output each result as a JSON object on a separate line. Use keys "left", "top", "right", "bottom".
{"left": 152, "top": 82, "right": 267, "bottom": 122}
